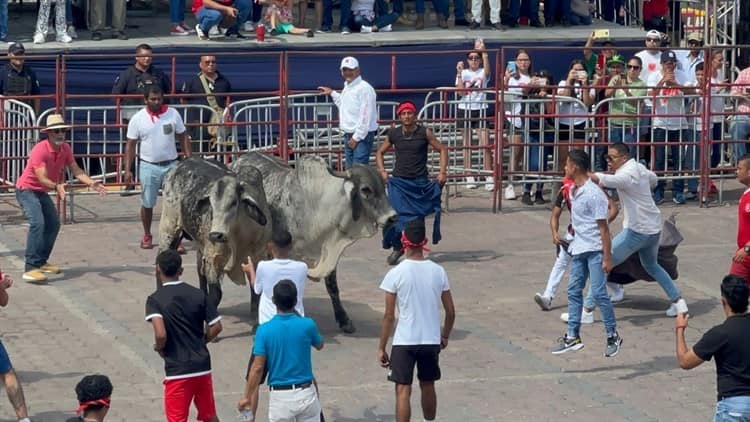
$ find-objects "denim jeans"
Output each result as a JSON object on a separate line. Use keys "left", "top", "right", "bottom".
{"left": 731, "top": 115, "right": 750, "bottom": 162}
{"left": 507, "top": 0, "right": 540, "bottom": 22}
{"left": 344, "top": 131, "right": 375, "bottom": 168}
{"left": 567, "top": 251, "right": 617, "bottom": 338}
{"left": 453, "top": 0, "right": 465, "bottom": 19}
{"left": 16, "top": 189, "right": 60, "bottom": 272}
{"left": 196, "top": 0, "right": 250, "bottom": 32}
{"left": 0, "top": 0, "right": 7, "bottom": 38}
{"left": 322, "top": 0, "right": 351, "bottom": 29}
{"left": 609, "top": 125, "right": 638, "bottom": 157}
{"left": 714, "top": 396, "right": 750, "bottom": 422}
{"left": 170, "top": 0, "right": 185, "bottom": 23}
{"left": 583, "top": 229, "right": 682, "bottom": 308}
{"left": 523, "top": 131, "right": 549, "bottom": 194}
{"left": 697, "top": 123, "right": 724, "bottom": 168}
{"left": 653, "top": 128, "right": 698, "bottom": 196}
{"left": 567, "top": 13, "right": 592, "bottom": 25}
{"left": 347, "top": 11, "right": 398, "bottom": 30}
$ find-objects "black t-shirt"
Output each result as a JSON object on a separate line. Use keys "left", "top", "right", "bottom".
{"left": 65, "top": 417, "right": 83, "bottom": 422}
{"left": 180, "top": 72, "right": 232, "bottom": 124}
{"left": 693, "top": 314, "right": 750, "bottom": 400}
{"left": 112, "top": 64, "right": 171, "bottom": 106}
{"left": 387, "top": 125, "right": 429, "bottom": 179}
{"left": 145, "top": 281, "right": 220, "bottom": 378}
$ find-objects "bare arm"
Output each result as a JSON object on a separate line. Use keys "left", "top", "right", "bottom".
{"left": 375, "top": 135, "right": 392, "bottom": 181}
{"left": 151, "top": 317, "right": 167, "bottom": 355}
{"left": 179, "top": 132, "right": 191, "bottom": 158}
{"left": 0, "top": 276, "right": 12, "bottom": 307}
{"left": 583, "top": 31, "right": 595, "bottom": 62}
{"left": 426, "top": 128, "right": 448, "bottom": 186}
{"left": 32, "top": 166, "right": 59, "bottom": 190}
{"left": 598, "top": 219, "right": 612, "bottom": 273}
{"left": 606, "top": 194, "right": 619, "bottom": 224}
{"left": 550, "top": 205, "right": 562, "bottom": 244}
{"left": 238, "top": 355, "right": 266, "bottom": 411}
{"left": 440, "top": 290, "right": 455, "bottom": 349}
{"left": 313, "top": 339, "right": 325, "bottom": 351}
{"left": 124, "top": 138, "right": 137, "bottom": 181}
{"left": 378, "top": 292, "right": 396, "bottom": 353}
{"left": 205, "top": 321, "right": 222, "bottom": 343}
{"left": 675, "top": 314, "right": 704, "bottom": 369}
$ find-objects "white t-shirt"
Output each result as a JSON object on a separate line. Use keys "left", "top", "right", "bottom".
{"left": 636, "top": 50, "right": 662, "bottom": 107}
{"left": 458, "top": 68, "right": 489, "bottom": 110}
{"left": 556, "top": 80, "right": 595, "bottom": 126}
{"left": 253, "top": 258, "right": 308, "bottom": 325}
{"left": 506, "top": 73, "right": 531, "bottom": 129}
{"left": 647, "top": 69, "right": 689, "bottom": 130}
{"left": 126, "top": 107, "right": 185, "bottom": 163}
{"left": 379, "top": 259, "right": 450, "bottom": 346}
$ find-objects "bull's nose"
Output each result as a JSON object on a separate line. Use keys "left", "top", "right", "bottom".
{"left": 208, "top": 232, "right": 227, "bottom": 243}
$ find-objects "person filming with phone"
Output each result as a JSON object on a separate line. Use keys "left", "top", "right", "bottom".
{"left": 730, "top": 58, "right": 750, "bottom": 160}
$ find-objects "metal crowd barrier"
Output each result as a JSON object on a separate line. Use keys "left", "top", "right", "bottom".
{"left": 0, "top": 98, "right": 37, "bottom": 187}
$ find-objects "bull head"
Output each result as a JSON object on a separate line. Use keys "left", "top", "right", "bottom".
{"left": 203, "top": 176, "right": 267, "bottom": 244}
{"left": 239, "top": 184, "right": 267, "bottom": 227}
{"left": 343, "top": 178, "right": 363, "bottom": 222}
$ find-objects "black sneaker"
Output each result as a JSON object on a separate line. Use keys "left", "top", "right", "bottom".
{"left": 316, "top": 27, "right": 331, "bottom": 33}
{"left": 387, "top": 249, "right": 404, "bottom": 266}
{"left": 551, "top": 335, "right": 584, "bottom": 354}
{"left": 92, "top": 31, "right": 102, "bottom": 41}
{"left": 469, "top": 21, "right": 480, "bottom": 30}
{"left": 113, "top": 30, "right": 129, "bottom": 40}
{"left": 605, "top": 333, "right": 623, "bottom": 357}
{"left": 306, "top": 29, "right": 314, "bottom": 37}
{"left": 521, "top": 192, "right": 533, "bottom": 205}
{"left": 493, "top": 22, "right": 507, "bottom": 31}
{"left": 529, "top": 19, "right": 543, "bottom": 27}
{"left": 455, "top": 18, "right": 471, "bottom": 26}
{"left": 534, "top": 192, "right": 547, "bottom": 204}
{"left": 225, "top": 30, "right": 247, "bottom": 39}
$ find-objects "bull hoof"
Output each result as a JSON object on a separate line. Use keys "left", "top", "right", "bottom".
{"left": 339, "top": 320, "right": 356, "bottom": 334}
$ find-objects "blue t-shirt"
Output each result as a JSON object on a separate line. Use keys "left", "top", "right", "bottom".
{"left": 252, "top": 313, "right": 322, "bottom": 387}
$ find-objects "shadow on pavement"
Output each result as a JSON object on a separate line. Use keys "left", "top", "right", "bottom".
{"left": 429, "top": 250, "right": 500, "bottom": 263}
{"left": 328, "top": 406, "right": 396, "bottom": 421}
{"left": 17, "top": 370, "right": 84, "bottom": 384}
{"left": 562, "top": 355, "right": 676, "bottom": 381}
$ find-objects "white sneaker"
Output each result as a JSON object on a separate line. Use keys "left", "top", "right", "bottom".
{"left": 360, "top": 25, "right": 373, "bottom": 33}
{"left": 196, "top": 24, "right": 209, "bottom": 40}
{"left": 33, "top": 32, "right": 45, "bottom": 44}
{"left": 534, "top": 293, "right": 552, "bottom": 311}
{"left": 484, "top": 176, "right": 495, "bottom": 192}
{"left": 67, "top": 25, "right": 78, "bottom": 38}
{"left": 56, "top": 33, "right": 72, "bottom": 43}
{"left": 666, "top": 298, "right": 688, "bottom": 317}
{"left": 379, "top": 24, "right": 392, "bottom": 32}
{"left": 504, "top": 184, "right": 517, "bottom": 200}
{"left": 244, "top": 21, "right": 255, "bottom": 32}
{"left": 608, "top": 282, "right": 625, "bottom": 303}
{"left": 208, "top": 25, "right": 220, "bottom": 35}
{"left": 466, "top": 176, "right": 478, "bottom": 189}
{"left": 560, "top": 309, "right": 594, "bottom": 324}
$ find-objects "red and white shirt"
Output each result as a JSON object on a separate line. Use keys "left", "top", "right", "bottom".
{"left": 737, "top": 188, "right": 750, "bottom": 249}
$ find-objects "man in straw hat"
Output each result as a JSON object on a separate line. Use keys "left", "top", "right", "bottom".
{"left": 15, "top": 114, "right": 107, "bottom": 282}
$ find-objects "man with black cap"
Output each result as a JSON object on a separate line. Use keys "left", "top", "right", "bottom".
{"left": 317, "top": 56, "right": 378, "bottom": 169}
{"left": 675, "top": 275, "right": 750, "bottom": 421}
{"left": 15, "top": 114, "right": 108, "bottom": 282}
{"left": 0, "top": 43, "right": 40, "bottom": 114}
{"left": 647, "top": 49, "right": 696, "bottom": 205}
{"left": 377, "top": 219, "right": 455, "bottom": 422}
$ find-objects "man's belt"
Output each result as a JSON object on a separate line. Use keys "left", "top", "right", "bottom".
{"left": 140, "top": 158, "right": 177, "bottom": 167}
{"left": 268, "top": 381, "right": 313, "bottom": 391}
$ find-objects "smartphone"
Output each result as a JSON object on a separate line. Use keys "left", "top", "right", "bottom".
{"left": 746, "top": 87, "right": 750, "bottom": 94}
{"left": 593, "top": 29, "right": 610, "bottom": 39}
{"left": 577, "top": 70, "right": 587, "bottom": 80}
{"left": 536, "top": 78, "right": 548, "bottom": 86}
{"left": 507, "top": 61, "right": 517, "bottom": 74}
{"left": 474, "top": 37, "right": 483, "bottom": 50}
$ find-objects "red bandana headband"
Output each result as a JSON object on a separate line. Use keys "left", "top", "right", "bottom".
{"left": 396, "top": 102, "right": 417, "bottom": 115}
{"left": 400, "top": 232, "right": 431, "bottom": 252}
{"left": 75, "top": 397, "right": 111, "bottom": 414}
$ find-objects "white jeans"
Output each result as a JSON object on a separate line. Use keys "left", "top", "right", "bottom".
{"left": 269, "top": 386, "right": 321, "bottom": 422}
{"left": 471, "top": 0, "right": 500, "bottom": 23}
{"left": 543, "top": 245, "right": 572, "bottom": 299}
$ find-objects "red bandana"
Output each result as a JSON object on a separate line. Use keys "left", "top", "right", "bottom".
{"left": 400, "top": 232, "right": 431, "bottom": 252}
{"left": 146, "top": 104, "right": 168, "bottom": 122}
{"left": 75, "top": 397, "right": 111, "bottom": 414}
{"left": 396, "top": 102, "right": 417, "bottom": 115}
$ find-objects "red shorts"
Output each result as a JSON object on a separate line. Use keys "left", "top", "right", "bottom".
{"left": 163, "top": 373, "right": 217, "bottom": 422}
{"left": 729, "top": 258, "right": 750, "bottom": 282}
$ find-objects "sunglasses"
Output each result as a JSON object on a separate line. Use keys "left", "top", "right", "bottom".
{"left": 646, "top": 38, "right": 660, "bottom": 42}
{"left": 467, "top": 56, "right": 481, "bottom": 61}
{"left": 50, "top": 129, "right": 67, "bottom": 134}
{"left": 203, "top": 60, "right": 217, "bottom": 64}
{"left": 627, "top": 65, "right": 641, "bottom": 70}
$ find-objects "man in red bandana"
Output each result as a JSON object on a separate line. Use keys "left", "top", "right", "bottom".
{"left": 125, "top": 84, "right": 191, "bottom": 249}
{"left": 377, "top": 219, "right": 455, "bottom": 422}
{"left": 66, "top": 374, "right": 113, "bottom": 422}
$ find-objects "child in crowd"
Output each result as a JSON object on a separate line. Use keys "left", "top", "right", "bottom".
{"left": 260, "top": 0, "right": 315, "bottom": 37}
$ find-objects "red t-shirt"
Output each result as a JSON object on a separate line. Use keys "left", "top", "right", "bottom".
{"left": 738, "top": 188, "right": 750, "bottom": 248}
{"left": 192, "top": 0, "right": 232, "bottom": 14}
{"left": 16, "top": 140, "right": 74, "bottom": 192}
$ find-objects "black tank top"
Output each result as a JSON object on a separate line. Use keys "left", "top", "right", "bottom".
{"left": 387, "top": 125, "right": 429, "bottom": 179}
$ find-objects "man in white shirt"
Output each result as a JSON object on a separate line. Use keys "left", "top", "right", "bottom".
{"left": 378, "top": 219, "right": 455, "bottom": 422}
{"left": 647, "top": 50, "right": 696, "bottom": 205}
{"left": 636, "top": 29, "right": 663, "bottom": 82}
{"left": 125, "top": 84, "right": 191, "bottom": 249}
{"left": 551, "top": 149, "right": 622, "bottom": 358}
{"left": 678, "top": 32, "right": 704, "bottom": 85}
{"left": 318, "top": 56, "right": 378, "bottom": 169}
{"left": 589, "top": 142, "right": 689, "bottom": 317}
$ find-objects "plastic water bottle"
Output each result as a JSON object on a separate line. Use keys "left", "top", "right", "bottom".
{"left": 239, "top": 409, "right": 254, "bottom": 421}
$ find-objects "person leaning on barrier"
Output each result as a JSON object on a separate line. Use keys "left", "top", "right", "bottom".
{"left": 675, "top": 275, "right": 750, "bottom": 421}
{"left": 503, "top": 49, "right": 533, "bottom": 201}
{"left": 729, "top": 59, "right": 750, "bottom": 160}
{"left": 317, "top": 56, "right": 378, "bottom": 169}
{"left": 691, "top": 57, "right": 728, "bottom": 172}
{"left": 180, "top": 55, "right": 232, "bottom": 154}
{"left": 556, "top": 59, "right": 596, "bottom": 175}
{"left": 376, "top": 100, "right": 447, "bottom": 266}
{"left": 124, "top": 84, "right": 191, "bottom": 250}
{"left": 0, "top": 43, "right": 40, "bottom": 114}
{"left": 455, "top": 39, "right": 492, "bottom": 191}
{"left": 67, "top": 374, "right": 113, "bottom": 422}
{"left": 15, "top": 114, "right": 108, "bottom": 283}
{"left": 604, "top": 56, "right": 646, "bottom": 155}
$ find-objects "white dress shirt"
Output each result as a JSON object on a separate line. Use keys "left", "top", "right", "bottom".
{"left": 569, "top": 178, "right": 609, "bottom": 255}
{"left": 596, "top": 158, "right": 661, "bottom": 235}
{"left": 330, "top": 76, "right": 378, "bottom": 142}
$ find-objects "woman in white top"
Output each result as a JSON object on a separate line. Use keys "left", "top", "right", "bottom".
{"left": 556, "top": 59, "right": 596, "bottom": 175}
{"left": 503, "top": 49, "right": 534, "bottom": 201}
{"left": 455, "top": 40, "right": 492, "bottom": 190}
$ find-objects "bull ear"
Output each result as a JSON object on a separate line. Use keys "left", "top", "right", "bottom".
{"left": 241, "top": 193, "right": 268, "bottom": 226}
{"left": 344, "top": 180, "right": 362, "bottom": 221}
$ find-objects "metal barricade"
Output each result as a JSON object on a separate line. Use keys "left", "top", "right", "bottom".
{"left": 0, "top": 98, "right": 37, "bottom": 187}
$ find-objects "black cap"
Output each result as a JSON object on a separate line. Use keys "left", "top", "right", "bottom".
{"left": 8, "top": 42, "right": 24, "bottom": 55}
{"left": 661, "top": 50, "right": 677, "bottom": 63}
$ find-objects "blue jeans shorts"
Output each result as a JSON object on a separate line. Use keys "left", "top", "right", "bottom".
{"left": 138, "top": 159, "right": 177, "bottom": 209}
{"left": 0, "top": 339, "right": 13, "bottom": 374}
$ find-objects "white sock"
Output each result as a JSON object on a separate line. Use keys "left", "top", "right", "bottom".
{"left": 19, "top": 418, "right": 31, "bottom": 422}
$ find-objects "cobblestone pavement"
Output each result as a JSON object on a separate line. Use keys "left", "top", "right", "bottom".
{"left": 0, "top": 184, "right": 739, "bottom": 421}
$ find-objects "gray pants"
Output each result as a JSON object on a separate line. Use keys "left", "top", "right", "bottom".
{"left": 89, "top": 0, "right": 126, "bottom": 32}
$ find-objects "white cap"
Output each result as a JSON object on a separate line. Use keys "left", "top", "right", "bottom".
{"left": 646, "top": 29, "right": 661, "bottom": 38}
{"left": 340, "top": 56, "right": 359, "bottom": 70}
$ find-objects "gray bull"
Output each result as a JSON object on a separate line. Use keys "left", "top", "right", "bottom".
{"left": 233, "top": 152, "right": 397, "bottom": 333}
{"left": 159, "top": 157, "right": 270, "bottom": 308}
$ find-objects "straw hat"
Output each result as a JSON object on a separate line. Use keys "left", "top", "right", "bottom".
{"left": 41, "top": 114, "right": 71, "bottom": 132}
